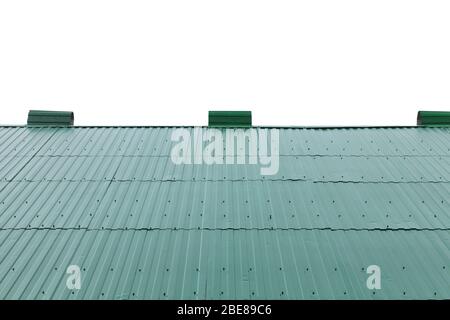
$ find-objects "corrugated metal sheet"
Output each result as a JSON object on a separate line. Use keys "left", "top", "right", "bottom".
{"left": 0, "top": 126, "right": 449, "bottom": 299}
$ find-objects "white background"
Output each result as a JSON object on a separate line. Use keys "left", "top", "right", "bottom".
{"left": 1, "top": 0, "right": 449, "bottom": 126}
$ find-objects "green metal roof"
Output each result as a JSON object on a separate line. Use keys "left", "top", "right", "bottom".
{"left": 0, "top": 126, "right": 449, "bottom": 299}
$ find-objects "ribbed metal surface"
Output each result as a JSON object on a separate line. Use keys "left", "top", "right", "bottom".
{"left": 0, "top": 126, "right": 449, "bottom": 299}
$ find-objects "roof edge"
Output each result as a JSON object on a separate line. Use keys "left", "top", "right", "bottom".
{"left": 1, "top": 125, "right": 450, "bottom": 129}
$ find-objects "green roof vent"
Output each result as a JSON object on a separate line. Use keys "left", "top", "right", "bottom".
{"left": 27, "top": 110, "right": 74, "bottom": 126}
{"left": 208, "top": 111, "right": 252, "bottom": 128}
{"left": 417, "top": 111, "right": 450, "bottom": 126}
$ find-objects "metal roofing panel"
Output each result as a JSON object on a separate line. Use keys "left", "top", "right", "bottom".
{"left": 2, "top": 155, "right": 449, "bottom": 183}
{"left": 1, "top": 180, "right": 449, "bottom": 230}
{"left": 1, "top": 126, "right": 449, "bottom": 157}
{"left": 0, "top": 229, "right": 448, "bottom": 299}
{"left": 0, "top": 126, "right": 448, "bottom": 300}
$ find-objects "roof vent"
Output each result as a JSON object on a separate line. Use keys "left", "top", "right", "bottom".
{"left": 417, "top": 111, "right": 450, "bottom": 126}
{"left": 208, "top": 111, "right": 252, "bottom": 128}
{"left": 27, "top": 110, "right": 74, "bottom": 126}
